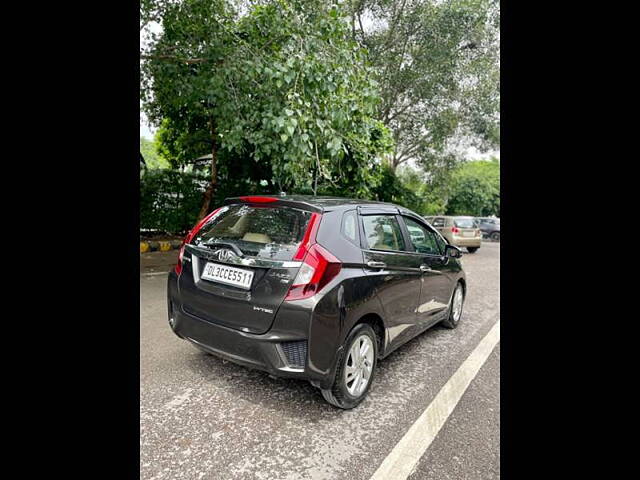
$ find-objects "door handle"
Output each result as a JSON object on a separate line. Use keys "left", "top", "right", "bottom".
{"left": 366, "top": 261, "right": 386, "bottom": 269}
{"left": 420, "top": 264, "right": 442, "bottom": 274}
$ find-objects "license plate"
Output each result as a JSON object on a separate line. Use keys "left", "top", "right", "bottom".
{"left": 201, "top": 262, "right": 254, "bottom": 289}
{"left": 463, "top": 231, "right": 474, "bottom": 237}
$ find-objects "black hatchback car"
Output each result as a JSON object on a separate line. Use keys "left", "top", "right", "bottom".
{"left": 167, "top": 196, "right": 466, "bottom": 408}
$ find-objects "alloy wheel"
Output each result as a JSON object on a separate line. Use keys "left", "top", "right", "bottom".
{"left": 452, "top": 286, "right": 464, "bottom": 323}
{"left": 344, "top": 334, "right": 374, "bottom": 397}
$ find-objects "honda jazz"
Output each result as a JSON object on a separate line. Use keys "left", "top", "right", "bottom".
{"left": 167, "top": 195, "right": 466, "bottom": 408}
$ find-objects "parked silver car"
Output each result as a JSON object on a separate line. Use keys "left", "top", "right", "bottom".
{"left": 424, "top": 216, "right": 482, "bottom": 253}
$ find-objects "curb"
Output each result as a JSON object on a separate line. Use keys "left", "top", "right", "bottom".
{"left": 140, "top": 240, "right": 183, "bottom": 253}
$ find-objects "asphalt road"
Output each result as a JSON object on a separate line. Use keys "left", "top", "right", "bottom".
{"left": 140, "top": 242, "right": 500, "bottom": 480}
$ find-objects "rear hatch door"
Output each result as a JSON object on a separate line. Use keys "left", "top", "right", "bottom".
{"left": 178, "top": 203, "right": 317, "bottom": 334}
{"left": 454, "top": 217, "right": 478, "bottom": 238}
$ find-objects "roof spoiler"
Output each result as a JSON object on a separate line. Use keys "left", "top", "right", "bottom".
{"left": 357, "top": 205, "right": 400, "bottom": 215}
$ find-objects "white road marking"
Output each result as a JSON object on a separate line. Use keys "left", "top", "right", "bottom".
{"left": 369, "top": 320, "right": 500, "bottom": 480}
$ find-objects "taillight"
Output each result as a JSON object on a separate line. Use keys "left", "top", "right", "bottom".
{"left": 451, "top": 227, "right": 460, "bottom": 234}
{"left": 285, "top": 244, "right": 341, "bottom": 301}
{"left": 175, "top": 207, "right": 223, "bottom": 274}
{"left": 285, "top": 213, "right": 342, "bottom": 301}
{"left": 292, "top": 213, "right": 322, "bottom": 260}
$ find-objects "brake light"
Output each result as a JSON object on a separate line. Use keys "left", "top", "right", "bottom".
{"left": 175, "top": 207, "right": 223, "bottom": 274}
{"left": 239, "top": 196, "right": 278, "bottom": 203}
{"left": 285, "top": 213, "right": 342, "bottom": 300}
{"left": 451, "top": 227, "right": 460, "bottom": 234}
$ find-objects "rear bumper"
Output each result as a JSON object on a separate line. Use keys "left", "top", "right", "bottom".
{"left": 166, "top": 271, "right": 338, "bottom": 389}
{"left": 452, "top": 236, "right": 482, "bottom": 247}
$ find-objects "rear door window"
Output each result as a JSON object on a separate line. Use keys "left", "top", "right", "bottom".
{"left": 362, "top": 215, "right": 406, "bottom": 251}
{"left": 192, "top": 205, "right": 313, "bottom": 261}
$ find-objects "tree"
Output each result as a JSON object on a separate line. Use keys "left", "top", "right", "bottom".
{"left": 141, "top": 0, "right": 237, "bottom": 219}
{"left": 141, "top": 0, "right": 392, "bottom": 220}
{"left": 396, "top": 167, "right": 448, "bottom": 215}
{"left": 140, "top": 136, "right": 170, "bottom": 169}
{"left": 154, "top": 117, "right": 217, "bottom": 170}
{"left": 445, "top": 158, "right": 499, "bottom": 216}
{"left": 347, "top": 0, "right": 500, "bottom": 171}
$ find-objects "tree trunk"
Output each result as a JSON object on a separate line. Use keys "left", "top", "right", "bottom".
{"left": 196, "top": 120, "right": 218, "bottom": 221}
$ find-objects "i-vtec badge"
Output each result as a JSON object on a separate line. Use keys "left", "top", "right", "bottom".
{"left": 253, "top": 306, "right": 274, "bottom": 314}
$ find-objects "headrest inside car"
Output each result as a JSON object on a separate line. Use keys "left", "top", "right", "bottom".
{"left": 242, "top": 232, "right": 271, "bottom": 244}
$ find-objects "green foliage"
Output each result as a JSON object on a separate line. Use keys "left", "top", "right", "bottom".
{"left": 219, "top": 0, "right": 391, "bottom": 194}
{"left": 139, "top": 0, "right": 499, "bottom": 226}
{"left": 140, "top": 136, "right": 170, "bottom": 169}
{"left": 371, "top": 164, "right": 415, "bottom": 205}
{"left": 369, "top": 165, "right": 446, "bottom": 216}
{"left": 213, "top": 148, "right": 279, "bottom": 200}
{"left": 141, "top": 0, "right": 392, "bottom": 198}
{"left": 370, "top": 159, "right": 500, "bottom": 218}
{"left": 445, "top": 159, "right": 500, "bottom": 216}
{"left": 396, "top": 167, "right": 448, "bottom": 216}
{"left": 140, "top": 170, "right": 208, "bottom": 233}
{"left": 155, "top": 118, "right": 213, "bottom": 169}
{"left": 140, "top": 158, "right": 279, "bottom": 234}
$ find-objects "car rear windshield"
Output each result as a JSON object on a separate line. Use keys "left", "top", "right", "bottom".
{"left": 191, "top": 205, "right": 313, "bottom": 261}
{"left": 454, "top": 217, "right": 477, "bottom": 228}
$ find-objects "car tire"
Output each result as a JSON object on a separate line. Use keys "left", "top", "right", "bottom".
{"left": 467, "top": 247, "right": 479, "bottom": 253}
{"left": 442, "top": 282, "right": 465, "bottom": 329}
{"left": 491, "top": 232, "right": 500, "bottom": 241}
{"left": 321, "top": 323, "right": 378, "bottom": 409}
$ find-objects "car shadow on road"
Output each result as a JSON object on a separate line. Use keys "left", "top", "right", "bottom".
{"left": 183, "top": 350, "right": 349, "bottom": 419}
{"left": 181, "top": 322, "right": 454, "bottom": 418}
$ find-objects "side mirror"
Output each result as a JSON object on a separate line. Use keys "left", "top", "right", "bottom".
{"left": 445, "top": 244, "right": 463, "bottom": 258}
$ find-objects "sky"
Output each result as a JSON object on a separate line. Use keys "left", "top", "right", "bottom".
{"left": 140, "top": 111, "right": 155, "bottom": 139}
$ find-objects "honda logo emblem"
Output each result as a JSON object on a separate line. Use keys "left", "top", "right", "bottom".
{"left": 214, "top": 248, "right": 236, "bottom": 262}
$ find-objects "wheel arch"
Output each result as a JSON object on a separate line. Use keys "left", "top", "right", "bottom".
{"left": 457, "top": 277, "right": 467, "bottom": 295}
{"left": 351, "top": 312, "right": 387, "bottom": 358}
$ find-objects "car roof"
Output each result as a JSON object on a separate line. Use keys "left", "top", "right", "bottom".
{"left": 277, "top": 195, "right": 395, "bottom": 208}
{"left": 223, "top": 195, "right": 409, "bottom": 213}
